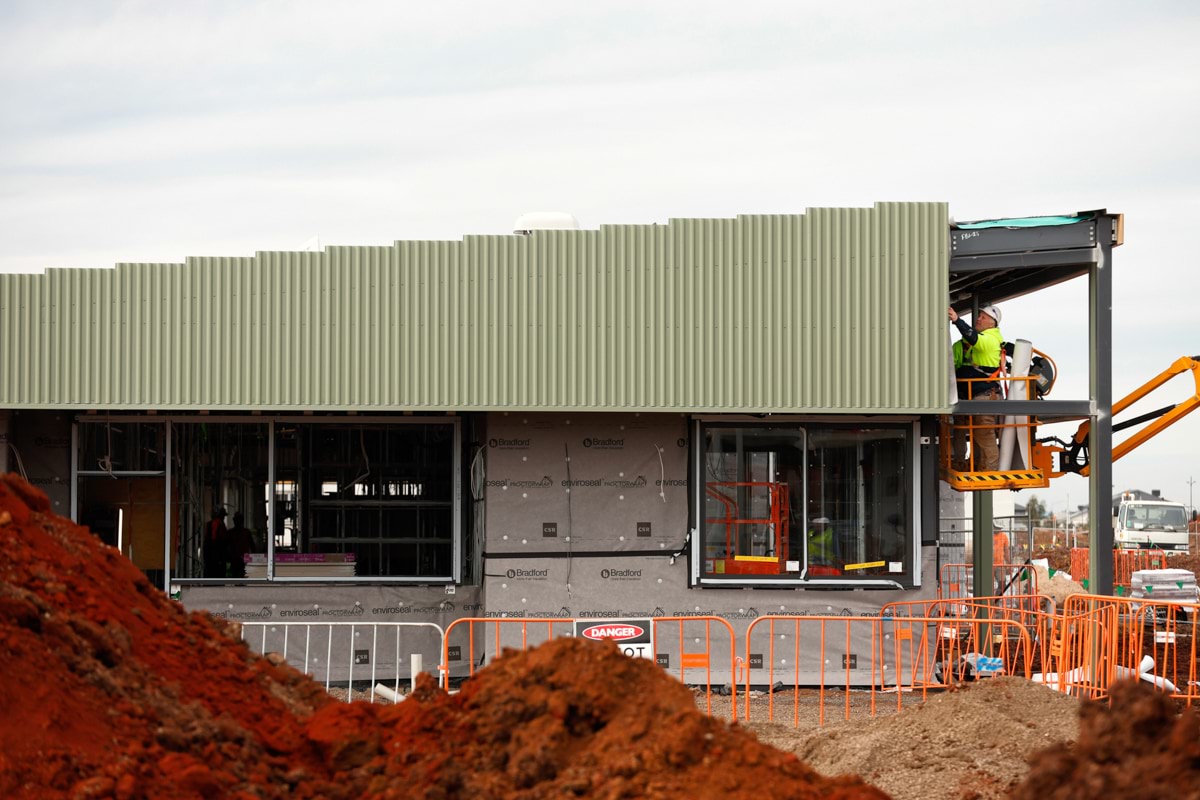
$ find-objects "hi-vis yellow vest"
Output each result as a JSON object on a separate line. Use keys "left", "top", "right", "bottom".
{"left": 971, "top": 328, "right": 1004, "bottom": 369}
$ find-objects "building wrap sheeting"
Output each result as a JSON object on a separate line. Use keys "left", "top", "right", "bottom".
{"left": 481, "top": 411, "right": 940, "bottom": 684}
{"left": 0, "top": 203, "right": 949, "bottom": 412}
{"left": 484, "top": 412, "right": 689, "bottom": 553}
{"left": 481, "top": 552, "right": 940, "bottom": 685}
{"left": 182, "top": 583, "right": 483, "bottom": 682}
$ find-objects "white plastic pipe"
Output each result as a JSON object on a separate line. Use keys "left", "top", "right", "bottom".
{"left": 411, "top": 653, "right": 423, "bottom": 693}
{"left": 999, "top": 339, "right": 1033, "bottom": 471}
{"left": 374, "top": 683, "right": 404, "bottom": 703}
{"left": 1038, "top": 656, "right": 1179, "bottom": 695}
{"left": 1113, "top": 654, "right": 1180, "bottom": 693}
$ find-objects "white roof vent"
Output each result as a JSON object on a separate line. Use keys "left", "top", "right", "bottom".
{"left": 513, "top": 211, "right": 580, "bottom": 235}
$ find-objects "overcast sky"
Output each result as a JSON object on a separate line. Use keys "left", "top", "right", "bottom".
{"left": 2, "top": 1, "right": 1198, "bottom": 516}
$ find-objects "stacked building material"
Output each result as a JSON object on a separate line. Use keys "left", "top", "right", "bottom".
{"left": 1129, "top": 568, "right": 1198, "bottom": 602}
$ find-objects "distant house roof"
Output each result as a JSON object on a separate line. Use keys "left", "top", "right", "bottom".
{"left": 1113, "top": 489, "right": 1171, "bottom": 505}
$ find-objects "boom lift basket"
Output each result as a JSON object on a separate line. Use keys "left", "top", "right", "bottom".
{"left": 942, "top": 355, "right": 1200, "bottom": 492}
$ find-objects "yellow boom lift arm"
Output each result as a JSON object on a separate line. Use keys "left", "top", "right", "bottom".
{"left": 1033, "top": 355, "right": 1200, "bottom": 479}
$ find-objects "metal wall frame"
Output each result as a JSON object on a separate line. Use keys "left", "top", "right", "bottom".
{"left": 949, "top": 211, "right": 1119, "bottom": 594}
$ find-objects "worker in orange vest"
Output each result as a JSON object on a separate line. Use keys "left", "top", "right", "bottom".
{"left": 992, "top": 523, "right": 1009, "bottom": 564}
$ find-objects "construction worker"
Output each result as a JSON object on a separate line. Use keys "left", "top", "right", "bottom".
{"left": 992, "top": 522, "right": 1009, "bottom": 564}
{"left": 992, "top": 522, "right": 1012, "bottom": 594}
{"left": 807, "top": 517, "right": 836, "bottom": 566}
{"left": 948, "top": 304, "right": 1004, "bottom": 471}
{"left": 950, "top": 338, "right": 970, "bottom": 470}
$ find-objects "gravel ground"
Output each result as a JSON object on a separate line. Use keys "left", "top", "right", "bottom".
{"left": 692, "top": 686, "right": 905, "bottom": 727}
{"left": 716, "top": 679, "right": 1079, "bottom": 800}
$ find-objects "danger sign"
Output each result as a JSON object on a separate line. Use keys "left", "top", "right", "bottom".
{"left": 579, "top": 624, "right": 644, "bottom": 641}
{"left": 574, "top": 618, "right": 654, "bottom": 661}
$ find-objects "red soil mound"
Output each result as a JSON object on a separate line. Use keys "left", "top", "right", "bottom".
{"left": 1016, "top": 679, "right": 1200, "bottom": 798}
{"left": 0, "top": 474, "right": 888, "bottom": 799}
{"left": 347, "top": 636, "right": 888, "bottom": 798}
{"left": 0, "top": 475, "right": 334, "bottom": 799}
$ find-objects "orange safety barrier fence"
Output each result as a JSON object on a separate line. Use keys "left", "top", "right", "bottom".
{"left": 938, "top": 563, "right": 1039, "bottom": 600}
{"left": 441, "top": 617, "right": 575, "bottom": 684}
{"left": 1062, "top": 594, "right": 1200, "bottom": 705}
{"left": 437, "top": 605, "right": 1198, "bottom": 729}
{"left": 651, "top": 617, "right": 738, "bottom": 720}
{"left": 741, "top": 614, "right": 1034, "bottom": 728}
{"left": 1037, "top": 601, "right": 1116, "bottom": 699}
{"left": 1129, "top": 602, "right": 1200, "bottom": 705}
{"left": 884, "top": 594, "right": 1053, "bottom": 621}
{"left": 1068, "top": 548, "right": 1169, "bottom": 591}
{"left": 439, "top": 616, "right": 739, "bottom": 720}
{"left": 882, "top": 596, "right": 1051, "bottom": 686}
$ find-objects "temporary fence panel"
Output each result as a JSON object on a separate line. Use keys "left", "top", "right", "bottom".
{"left": 1063, "top": 593, "right": 1200, "bottom": 705}
{"left": 650, "top": 617, "right": 738, "bottom": 719}
{"left": 883, "top": 614, "right": 1034, "bottom": 695}
{"left": 879, "top": 599, "right": 1042, "bottom": 690}
{"left": 936, "top": 526, "right": 967, "bottom": 578}
{"left": 438, "top": 616, "right": 738, "bottom": 719}
{"left": 741, "top": 614, "right": 1034, "bottom": 727}
{"left": 936, "top": 515, "right": 1030, "bottom": 581}
{"left": 882, "top": 595, "right": 1052, "bottom": 682}
{"left": 1039, "top": 600, "right": 1117, "bottom": 699}
{"left": 241, "top": 621, "right": 445, "bottom": 699}
{"left": 441, "top": 618, "right": 575, "bottom": 684}
{"left": 1129, "top": 601, "right": 1200, "bottom": 704}
{"left": 742, "top": 616, "right": 887, "bottom": 727}
{"left": 1068, "top": 548, "right": 1168, "bottom": 590}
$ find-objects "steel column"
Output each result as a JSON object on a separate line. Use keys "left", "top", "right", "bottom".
{"left": 1088, "top": 219, "right": 1116, "bottom": 594}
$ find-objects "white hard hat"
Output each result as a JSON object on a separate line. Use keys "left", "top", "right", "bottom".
{"left": 812, "top": 517, "right": 830, "bottom": 524}
{"left": 979, "top": 304, "right": 1002, "bottom": 325}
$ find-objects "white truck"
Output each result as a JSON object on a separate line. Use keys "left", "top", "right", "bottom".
{"left": 1113, "top": 498, "right": 1190, "bottom": 554}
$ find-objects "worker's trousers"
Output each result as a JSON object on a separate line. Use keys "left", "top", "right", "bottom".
{"left": 952, "top": 387, "right": 1001, "bottom": 471}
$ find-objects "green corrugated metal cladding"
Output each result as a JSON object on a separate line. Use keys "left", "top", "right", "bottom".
{"left": 0, "top": 202, "right": 950, "bottom": 412}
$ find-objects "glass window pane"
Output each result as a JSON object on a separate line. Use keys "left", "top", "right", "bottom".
{"left": 79, "top": 420, "right": 166, "bottom": 472}
{"left": 807, "top": 427, "right": 909, "bottom": 579}
{"left": 171, "top": 422, "right": 271, "bottom": 580}
{"left": 701, "top": 426, "right": 805, "bottom": 578}
{"left": 280, "top": 422, "right": 456, "bottom": 579}
{"left": 700, "top": 422, "right": 911, "bottom": 583}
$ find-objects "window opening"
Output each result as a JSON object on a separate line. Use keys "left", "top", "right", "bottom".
{"left": 699, "top": 421, "right": 912, "bottom": 584}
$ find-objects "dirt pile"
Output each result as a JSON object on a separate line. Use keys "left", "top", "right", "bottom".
{"left": 748, "top": 678, "right": 1080, "bottom": 800}
{"left": 0, "top": 474, "right": 334, "bottom": 799}
{"left": 0, "top": 474, "right": 887, "bottom": 800}
{"left": 361, "top": 637, "right": 887, "bottom": 799}
{"left": 1164, "top": 552, "right": 1200, "bottom": 580}
{"left": 1032, "top": 545, "right": 1071, "bottom": 573}
{"left": 1031, "top": 564, "right": 1086, "bottom": 608}
{"left": 1016, "top": 678, "right": 1200, "bottom": 798}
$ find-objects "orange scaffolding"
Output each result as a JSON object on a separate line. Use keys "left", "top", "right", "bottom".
{"left": 705, "top": 481, "right": 790, "bottom": 575}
